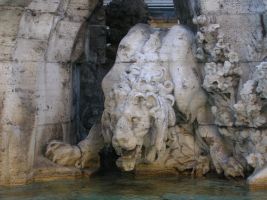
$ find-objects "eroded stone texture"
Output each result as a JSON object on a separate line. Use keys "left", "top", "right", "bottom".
{"left": 46, "top": 24, "right": 244, "bottom": 178}
{"left": 46, "top": 0, "right": 267, "bottom": 185}
{"left": 0, "top": 0, "right": 266, "bottom": 186}
{"left": 0, "top": 0, "right": 99, "bottom": 185}
{"left": 197, "top": 1, "right": 266, "bottom": 185}
{"left": 183, "top": 0, "right": 267, "bottom": 184}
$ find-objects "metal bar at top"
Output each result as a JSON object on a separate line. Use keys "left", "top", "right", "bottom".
{"left": 103, "top": 0, "right": 174, "bottom": 8}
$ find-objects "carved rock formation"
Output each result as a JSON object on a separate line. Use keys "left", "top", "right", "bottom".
{"left": 0, "top": 0, "right": 100, "bottom": 185}
{"left": 188, "top": 1, "right": 267, "bottom": 184}
{"left": 46, "top": 0, "right": 267, "bottom": 183}
{"left": 46, "top": 24, "right": 245, "bottom": 178}
{"left": 0, "top": 0, "right": 266, "bottom": 186}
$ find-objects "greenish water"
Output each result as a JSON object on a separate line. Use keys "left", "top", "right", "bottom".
{"left": 0, "top": 174, "right": 267, "bottom": 200}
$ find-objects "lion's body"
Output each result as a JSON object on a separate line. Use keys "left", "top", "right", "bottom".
{"left": 46, "top": 24, "right": 244, "bottom": 177}
{"left": 101, "top": 24, "right": 244, "bottom": 176}
{"left": 103, "top": 24, "right": 209, "bottom": 125}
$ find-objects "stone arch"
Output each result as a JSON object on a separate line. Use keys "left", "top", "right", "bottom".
{"left": 0, "top": 0, "right": 99, "bottom": 185}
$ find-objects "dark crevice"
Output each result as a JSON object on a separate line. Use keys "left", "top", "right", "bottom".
{"left": 260, "top": 13, "right": 267, "bottom": 38}
{"left": 98, "top": 146, "right": 120, "bottom": 173}
{"left": 173, "top": 0, "right": 201, "bottom": 31}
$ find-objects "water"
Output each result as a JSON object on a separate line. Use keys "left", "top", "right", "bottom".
{"left": 0, "top": 174, "right": 266, "bottom": 200}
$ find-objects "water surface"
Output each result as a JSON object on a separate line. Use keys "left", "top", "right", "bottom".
{"left": 0, "top": 174, "right": 266, "bottom": 200}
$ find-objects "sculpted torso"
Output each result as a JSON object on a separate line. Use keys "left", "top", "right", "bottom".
{"left": 46, "top": 24, "right": 244, "bottom": 178}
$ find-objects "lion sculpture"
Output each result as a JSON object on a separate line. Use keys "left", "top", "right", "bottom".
{"left": 46, "top": 24, "right": 244, "bottom": 178}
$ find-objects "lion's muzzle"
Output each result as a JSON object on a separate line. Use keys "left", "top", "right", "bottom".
{"left": 112, "top": 117, "right": 137, "bottom": 151}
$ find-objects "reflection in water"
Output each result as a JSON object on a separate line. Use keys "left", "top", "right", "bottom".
{"left": 0, "top": 174, "right": 267, "bottom": 200}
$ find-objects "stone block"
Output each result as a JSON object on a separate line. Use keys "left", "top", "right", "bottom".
{"left": 66, "top": 0, "right": 98, "bottom": 22}
{"left": 13, "top": 38, "right": 47, "bottom": 62}
{"left": 66, "top": 3, "right": 90, "bottom": 21}
{"left": 265, "top": 0, "right": 267, "bottom": 9}
{"left": 46, "top": 20, "right": 82, "bottom": 62}
{"left": 0, "top": 45, "right": 13, "bottom": 61}
{"left": 18, "top": 11, "right": 54, "bottom": 40}
{"left": 0, "top": 36, "right": 16, "bottom": 46}
{"left": 11, "top": 61, "right": 43, "bottom": 90}
{"left": 216, "top": 14, "right": 265, "bottom": 62}
{"left": 0, "top": 36, "right": 16, "bottom": 61}
{"left": 27, "top": 0, "right": 61, "bottom": 13}
{"left": 54, "top": 20, "right": 81, "bottom": 39}
{"left": 237, "top": 62, "right": 262, "bottom": 101}
{"left": 36, "top": 63, "right": 72, "bottom": 125}
{"left": 0, "top": 61, "right": 13, "bottom": 88}
{"left": 239, "top": 62, "right": 261, "bottom": 82}
{"left": 46, "top": 36, "right": 75, "bottom": 62}
{"left": 70, "top": 25, "right": 86, "bottom": 62}
{"left": 200, "top": 0, "right": 266, "bottom": 14}
{"left": 36, "top": 91, "right": 72, "bottom": 125}
{"left": 0, "top": 7, "right": 23, "bottom": 37}
{"left": 0, "top": 0, "right": 32, "bottom": 7}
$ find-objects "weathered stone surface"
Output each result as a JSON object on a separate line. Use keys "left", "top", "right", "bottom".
{"left": 0, "top": 0, "right": 266, "bottom": 187}
{"left": 0, "top": 7, "right": 23, "bottom": 61}
{"left": 14, "top": 39, "right": 47, "bottom": 62}
{"left": 46, "top": 0, "right": 266, "bottom": 185}
{"left": 46, "top": 20, "right": 83, "bottom": 62}
{"left": 200, "top": 0, "right": 266, "bottom": 14}
{"left": 188, "top": 0, "right": 267, "bottom": 185}
{"left": 0, "top": 0, "right": 99, "bottom": 185}
{"left": 46, "top": 24, "right": 244, "bottom": 178}
{"left": 216, "top": 14, "right": 264, "bottom": 62}
{"left": 0, "top": 0, "right": 32, "bottom": 7}
{"left": 0, "top": 7, "right": 22, "bottom": 37}
{"left": 174, "top": 0, "right": 267, "bottom": 62}
{"left": 18, "top": 12, "right": 55, "bottom": 40}
{"left": 27, "top": 0, "right": 61, "bottom": 13}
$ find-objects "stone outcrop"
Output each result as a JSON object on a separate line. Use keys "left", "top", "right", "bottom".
{"left": 180, "top": 0, "right": 267, "bottom": 184}
{"left": 45, "top": 0, "right": 267, "bottom": 185}
{"left": 0, "top": 0, "right": 99, "bottom": 185}
{"left": 46, "top": 24, "right": 244, "bottom": 178}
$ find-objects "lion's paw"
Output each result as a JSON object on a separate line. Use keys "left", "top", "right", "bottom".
{"left": 45, "top": 140, "right": 81, "bottom": 167}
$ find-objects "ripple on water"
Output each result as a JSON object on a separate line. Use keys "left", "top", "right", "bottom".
{"left": 0, "top": 175, "right": 266, "bottom": 200}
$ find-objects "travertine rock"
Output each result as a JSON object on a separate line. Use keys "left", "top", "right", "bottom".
{"left": 0, "top": 0, "right": 99, "bottom": 185}
{"left": 0, "top": 0, "right": 266, "bottom": 186}
{"left": 47, "top": 0, "right": 267, "bottom": 185}
{"left": 188, "top": 0, "right": 267, "bottom": 184}
{"left": 47, "top": 24, "right": 244, "bottom": 178}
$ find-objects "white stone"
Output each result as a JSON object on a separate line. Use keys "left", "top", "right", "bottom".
{"left": 46, "top": 24, "right": 244, "bottom": 178}
{"left": 46, "top": 20, "right": 82, "bottom": 62}
{"left": 18, "top": 12, "right": 55, "bottom": 40}
{"left": 13, "top": 38, "right": 47, "bottom": 62}
{"left": 200, "top": 0, "right": 266, "bottom": 14}
{"left": 27, "top": 0, "right": 61, "bottom": 13}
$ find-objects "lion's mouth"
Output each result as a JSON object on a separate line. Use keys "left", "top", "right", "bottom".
{"left": 115, "top": 146, "right": 141, "bottom": 171}
{"left": 121, "top": 148, "right": 137, "bottom": 158}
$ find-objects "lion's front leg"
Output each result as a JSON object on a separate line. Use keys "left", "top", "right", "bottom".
{"left": 45, "top": 123, "right": 104, "bottom": 169}
{"left": 197, "top": 125, "right": 244, "bottom": 178}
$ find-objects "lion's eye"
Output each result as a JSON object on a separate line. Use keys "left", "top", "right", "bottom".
{"left": 132, "top": 117, "right": 139, "bottom": 123}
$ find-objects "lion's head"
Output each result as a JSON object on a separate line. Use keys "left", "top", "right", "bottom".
{"left": 101, "top": 63, "right": 176, "bottom": 171}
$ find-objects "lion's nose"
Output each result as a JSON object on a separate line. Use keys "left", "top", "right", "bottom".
{"left": 112, "top": 134, "right": 137, "bottom": 151}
